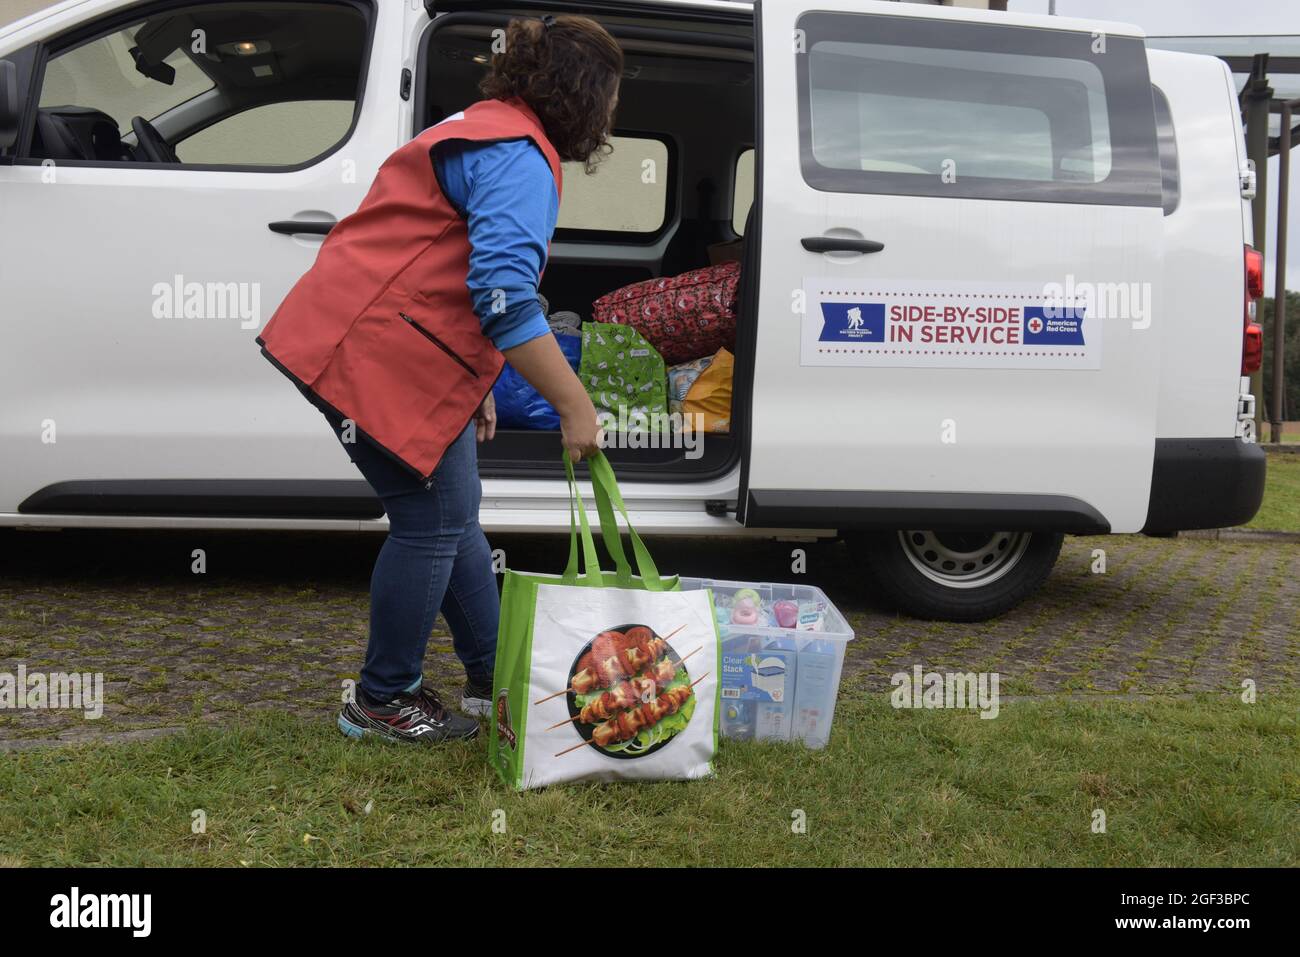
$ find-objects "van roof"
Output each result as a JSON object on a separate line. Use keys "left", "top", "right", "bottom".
{"left": 572, "top": 0, "right": 1145, "bottom": 38}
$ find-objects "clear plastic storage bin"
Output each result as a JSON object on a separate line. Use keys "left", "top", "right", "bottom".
{"left": 679, "top": 577, "right": 854, "bottom": 749}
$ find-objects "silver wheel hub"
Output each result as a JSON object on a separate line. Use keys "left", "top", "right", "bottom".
{"left": 898, "top": 530, "right": 1031, "bottom": 589}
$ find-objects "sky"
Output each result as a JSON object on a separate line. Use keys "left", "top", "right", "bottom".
{"left": 1011, "top": 0, "right": 1300, "bottom": 292}
{"left": 1012, "top": 0, "right": 1294, "bottom": 35}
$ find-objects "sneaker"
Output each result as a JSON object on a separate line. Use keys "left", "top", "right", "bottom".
{"left": 338, "top": 684, "right": 479, "bottom": 743}
{"left": 462, "top": 676, "right": 493, "bottom": 717}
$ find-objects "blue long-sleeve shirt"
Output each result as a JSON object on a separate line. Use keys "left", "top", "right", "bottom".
{"left": 433, "top": 138, "right": 559, "bottom": 352}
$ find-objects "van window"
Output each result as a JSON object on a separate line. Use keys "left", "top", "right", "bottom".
{"left": 733, "top": 148, "right": 754, "bottom": 236}
{"left": 811, "top": 80, "right": 1071, "bottom": 181}
{"left": 1151, "top": 85, "right": 1180, "bottom": 216}
{"left": 25, "top": 1, "right": 367, "bottom": 169}
{"left": 176, "top": 100, "right": 356, "bottom": 166}
{"left": 38, "top": 26, "right": 214, "bottom": 132}
{"left": 557, "top": 135, "right": 670, "bottom": 234}
{"left": 795, "top": 12, "right": 1161, "bottom": 206}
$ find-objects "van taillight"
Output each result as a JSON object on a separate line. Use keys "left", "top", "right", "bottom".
{"left": 1243, "top": 245, "right": 1264, "bottom": 374}
{"left": 1243, "top": 323, "right": 1263, "bottom": 374}
{"left": 1245, "top": 246, "right": 1265, "bottom": 298}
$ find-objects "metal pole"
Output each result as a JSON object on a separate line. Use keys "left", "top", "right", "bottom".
{"left": 1244, "top": 55, "right": 1272, "bottom": 436}
{"left": 1270, "top": 101, "right": 1293, "bottom": 443}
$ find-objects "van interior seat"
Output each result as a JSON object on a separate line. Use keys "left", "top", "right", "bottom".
{"left": 33, "top": 107, "right": 129, "bottom": 161}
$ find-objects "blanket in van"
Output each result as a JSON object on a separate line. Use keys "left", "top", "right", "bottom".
{"left": 592, "top": 261, "right": 739, "bottom": 365}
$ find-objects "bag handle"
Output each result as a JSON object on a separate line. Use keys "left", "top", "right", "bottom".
{"left": 586, "top": 451, "right": 665, "bottom": 590}
{"left": 560, "top": 451, "right": 666, "bottom": 591}
{"left": 562, "top": 456, "right": 605, "bottom": 587}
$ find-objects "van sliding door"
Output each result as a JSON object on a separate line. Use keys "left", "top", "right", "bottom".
{"left": 742, "top": 0, "right": 1164, "bottom": 533}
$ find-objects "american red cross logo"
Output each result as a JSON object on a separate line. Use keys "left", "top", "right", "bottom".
{"left": 1028, "top": 317, "right": 1044, "bottom": 334}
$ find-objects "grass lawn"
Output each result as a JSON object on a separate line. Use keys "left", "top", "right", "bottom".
{"left": 1249, "top": 452, "right": 1300, "bottom": 532}
{"left": 1270, "top": 422, "right": 1300, "bottom": 444}
{"left": 2, "top": 687, "right": 1295, "bottom": 867}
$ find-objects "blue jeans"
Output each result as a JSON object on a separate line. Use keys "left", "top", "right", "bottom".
{"left": 324, "top": 409, "right": 499, "bottom": 699}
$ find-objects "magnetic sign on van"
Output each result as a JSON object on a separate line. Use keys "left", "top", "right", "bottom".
{"left": 802, "top": 279, "right": 1100, "bottom": 370}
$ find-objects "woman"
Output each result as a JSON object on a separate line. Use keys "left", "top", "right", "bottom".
{"left": 256, "top": 16, "right": 622, "bottom": 744}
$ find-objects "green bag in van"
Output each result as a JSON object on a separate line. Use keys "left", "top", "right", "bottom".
{"left": 489, "top": 452, "right": 720, "bottom": 790}
{"left": 578, "top": 322, "right": 669, "bottom": 432}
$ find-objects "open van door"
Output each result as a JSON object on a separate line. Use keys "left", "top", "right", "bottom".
{"left": 740, "top": 0, "right": 1165, "bottom": 550}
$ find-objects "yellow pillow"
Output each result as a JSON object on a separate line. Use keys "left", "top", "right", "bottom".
{"left": 682, "top": 348, "right": 733, "bottom": 433}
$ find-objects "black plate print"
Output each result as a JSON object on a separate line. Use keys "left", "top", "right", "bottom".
{"left": 565, "top": 623, "right": 691, "bottom": 760}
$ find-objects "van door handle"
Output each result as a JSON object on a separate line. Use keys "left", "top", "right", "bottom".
{"left": 801, "top": 236, "right": 884, "bottom": 254}
{"left": 268, "top": 220, "right": 335, "bottom": 236}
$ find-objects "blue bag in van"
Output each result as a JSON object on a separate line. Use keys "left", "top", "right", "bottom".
{"left": 493, "top": 332, "right": 581, "bottom": 429}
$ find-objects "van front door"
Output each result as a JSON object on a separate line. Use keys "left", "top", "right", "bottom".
{"left": 0, "top": 0, "right": 401, "bottom": 520}
{"left": 742, "top": 0, "right": 1164, "bottom": 534}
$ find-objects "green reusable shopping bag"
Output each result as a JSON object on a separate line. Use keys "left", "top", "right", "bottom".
{"left": 578, "top": 322, "right": 669, "bottom": 433}
{"left": 488, "top": 452, "right": 720, "bottom": 790}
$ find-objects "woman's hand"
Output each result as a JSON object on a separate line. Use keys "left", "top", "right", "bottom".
{"left": 474, "top": 391, "right": 497, "bottom": 443}
{"left": 559, "top": 397, "right": 603, "bottom": 463}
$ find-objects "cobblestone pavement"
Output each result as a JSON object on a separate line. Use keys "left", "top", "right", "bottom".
{"left": 1, "top": 529, "right": 1296, "bottom": 746}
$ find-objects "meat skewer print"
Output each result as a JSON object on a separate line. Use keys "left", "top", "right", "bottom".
{"left": 544, "top": 645, "right": 702, "bottom": 729}
{"left": 533, "top": 623, "right": 686, "bottom": 703}
{"left": 550, "top": 623, "right": 698, "bottom": 759}
{"left": 555, "top": 675, "right": 710, "bottom": 758}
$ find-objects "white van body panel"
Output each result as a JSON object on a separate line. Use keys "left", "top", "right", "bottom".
{"left": 0, "top": 0, "right": 1257, "bottom": 542}
{"left": 0, "top": 0, "right": 111, "bottom": 43}
{"left": 1148, "top": 50, "right": 1248, "bottom": 439}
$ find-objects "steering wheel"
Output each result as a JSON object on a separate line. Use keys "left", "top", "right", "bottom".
{"left": 130, "top": 115, "right": 179, "bottom": 164}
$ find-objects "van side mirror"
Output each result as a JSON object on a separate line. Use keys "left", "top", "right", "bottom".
{"left": 0, "top": 60, "right": 19, "bottom": 151}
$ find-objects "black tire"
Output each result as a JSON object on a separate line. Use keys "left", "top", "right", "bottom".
{"left": 846, "top": 529, "right": 1063, "bottom": 622}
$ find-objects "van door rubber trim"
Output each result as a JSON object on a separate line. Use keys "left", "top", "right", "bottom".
{"left": 17, "top": 479, "right": 383, "bottom": 519}
{"left": 733, "top": 0, "right": 764, "bottom": 524}
{"left": 424, "top": 0, "right": 752, "bottom": 26}
{"left": 744, "top": 489, "right": 1110, "bottom": 535}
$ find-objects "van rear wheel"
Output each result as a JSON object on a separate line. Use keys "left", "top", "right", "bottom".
{"left": 847, "top": 529, "right": 1063, "bottom": 622}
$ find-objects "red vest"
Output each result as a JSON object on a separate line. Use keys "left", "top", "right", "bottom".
{"left": 258, "top": 98, "right": 563, "bottom": 481}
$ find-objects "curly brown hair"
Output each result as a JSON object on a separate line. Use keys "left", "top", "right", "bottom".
{"left": 479, "top": 15, "right": 623, "bottom": 171}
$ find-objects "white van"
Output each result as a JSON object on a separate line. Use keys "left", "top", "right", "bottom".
{"left": 0, "top": 0, "right": 1266, "bottom": 621}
